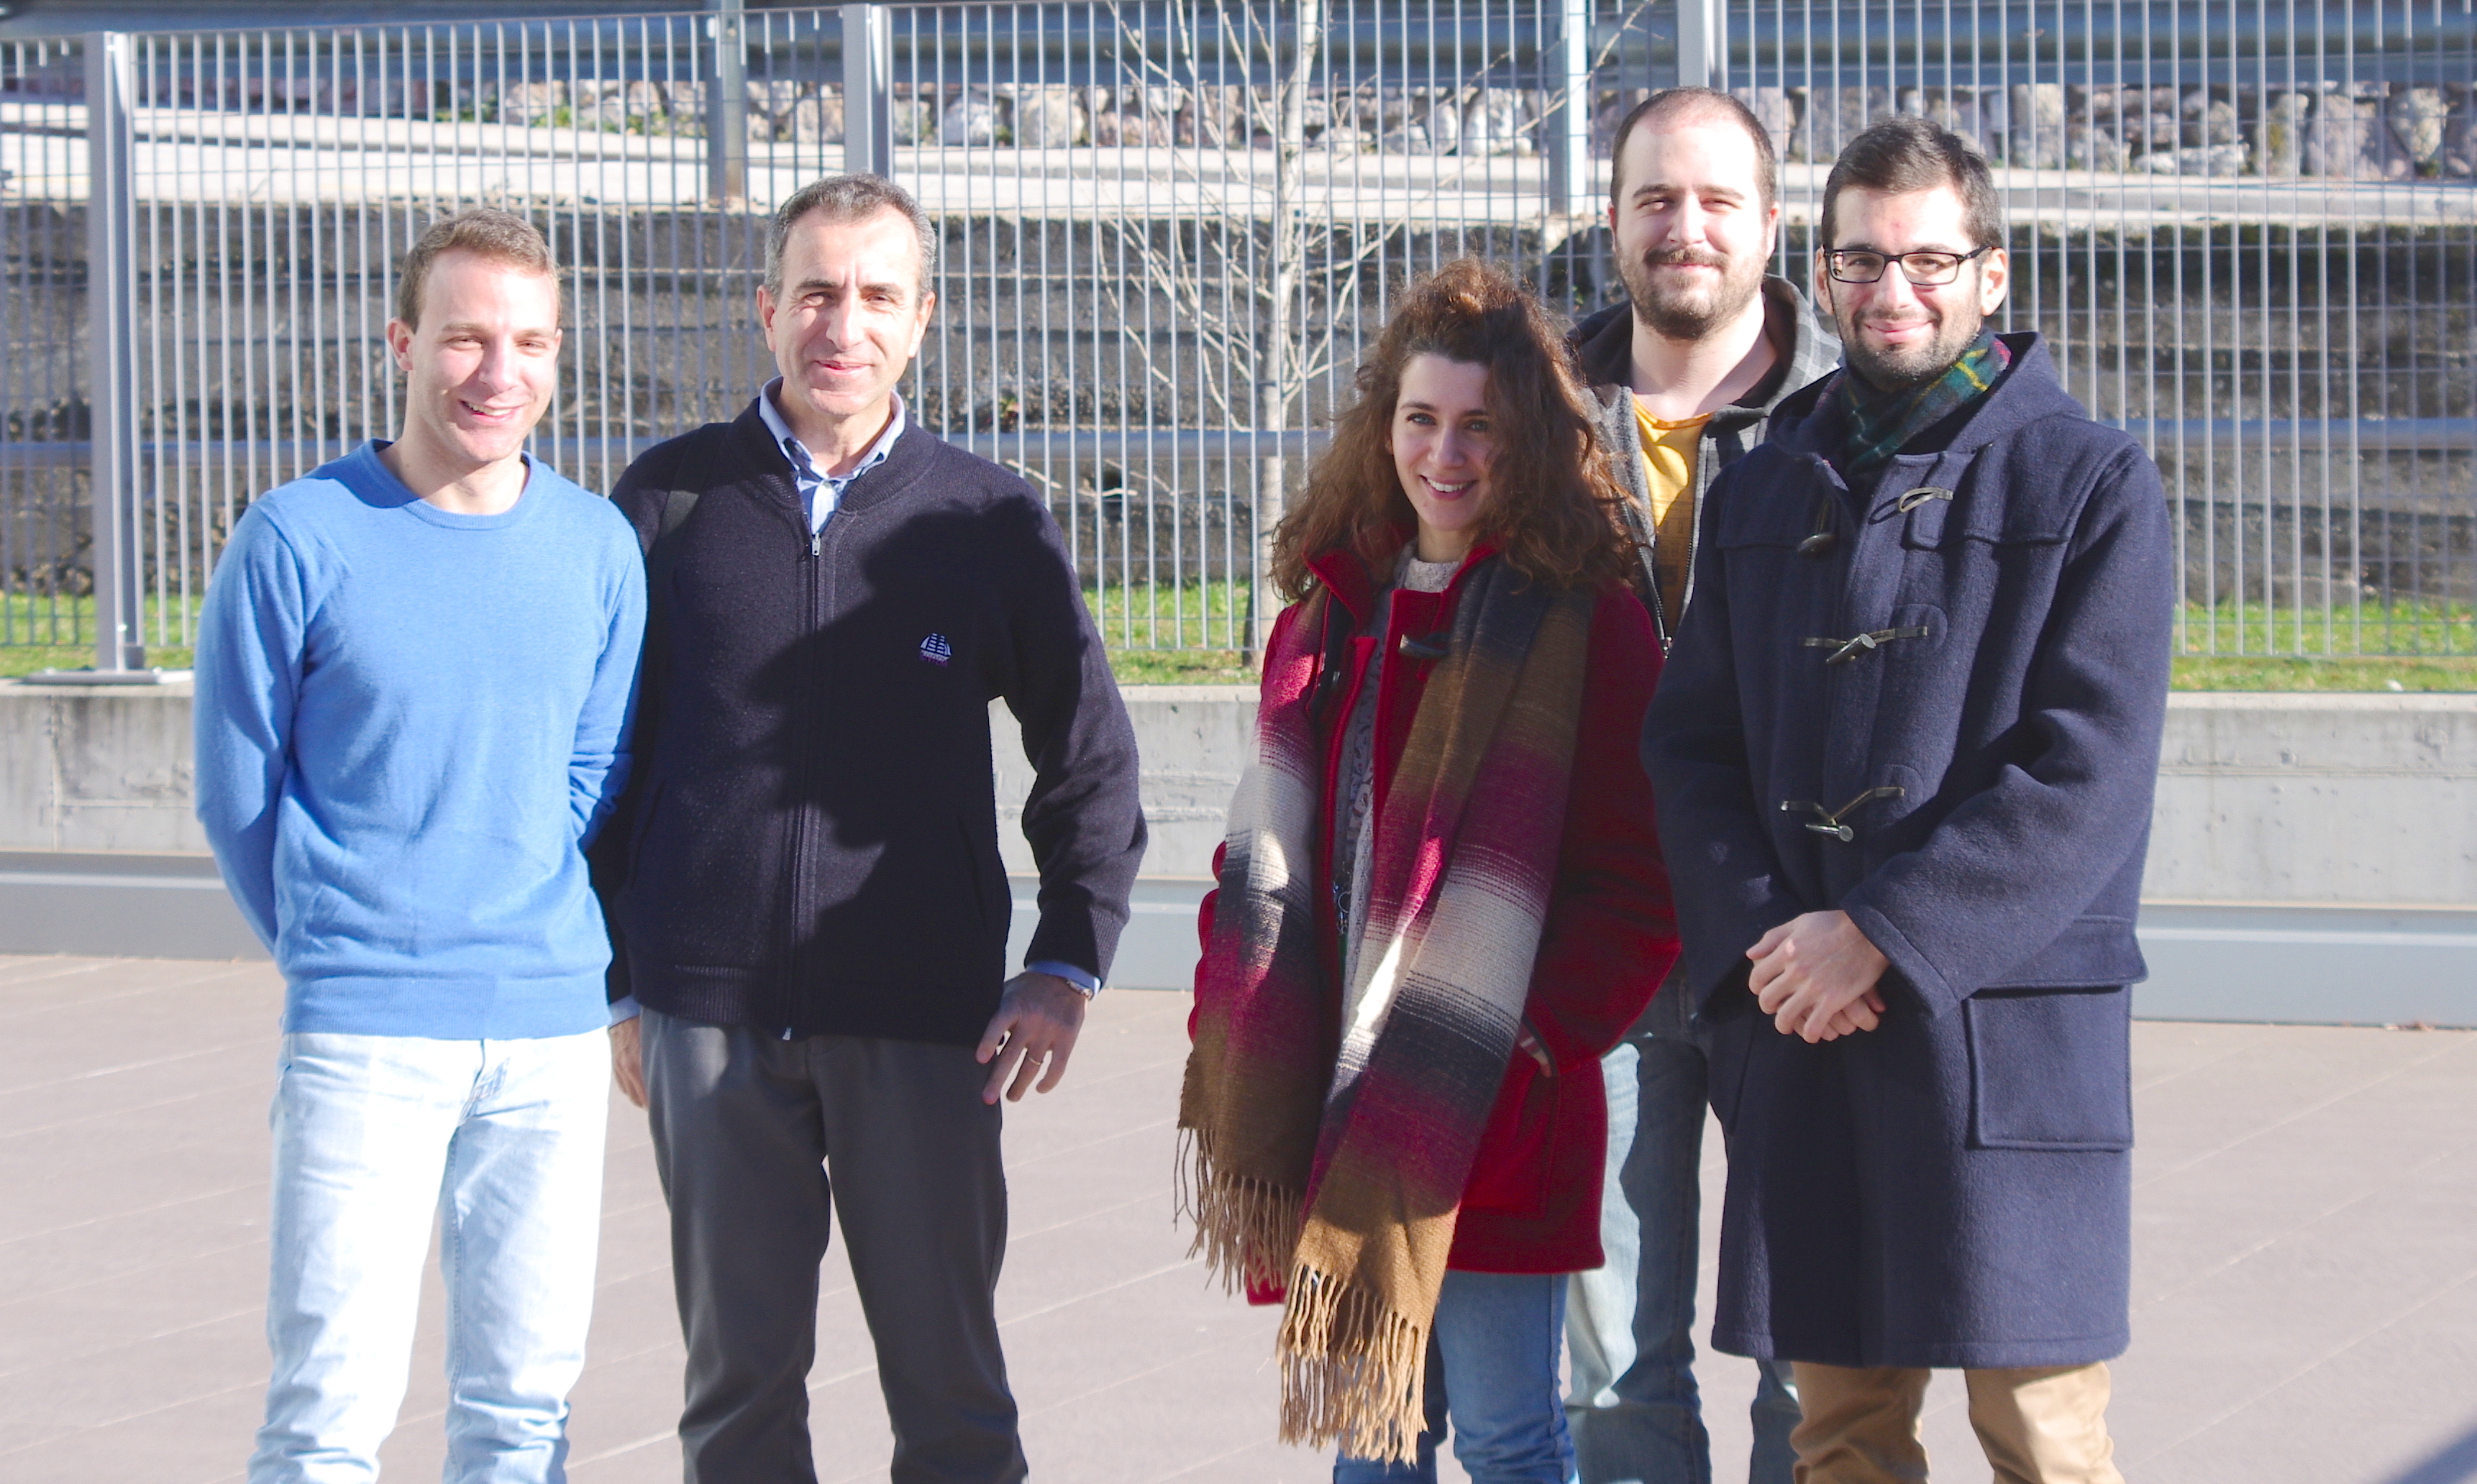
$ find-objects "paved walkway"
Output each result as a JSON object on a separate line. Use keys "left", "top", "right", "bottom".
{"left": 5, "top": 953, "right": 2476, "bottom": 1483}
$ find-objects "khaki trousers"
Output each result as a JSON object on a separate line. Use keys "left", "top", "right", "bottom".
{"left": 1788, "top": 1361, "right": 2124, "bottom": 1484}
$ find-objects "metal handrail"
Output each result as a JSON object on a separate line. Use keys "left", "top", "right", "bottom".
{"left": 9, "top": 420, "right": 2477, "bottom": 473}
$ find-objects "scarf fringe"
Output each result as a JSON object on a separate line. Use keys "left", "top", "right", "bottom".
{"left": 1174, "top": 1125, "right": 1305, "bottom": 1296}
{"left": 1274, "top": 1264, "right": 1430, "bottom": 1465}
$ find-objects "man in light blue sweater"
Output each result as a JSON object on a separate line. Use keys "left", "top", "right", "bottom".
{"left": 195, "top": 209, "right": 644, "bottom": 1484}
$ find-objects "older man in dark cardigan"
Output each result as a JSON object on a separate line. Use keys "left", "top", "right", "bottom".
{"left": 1643, "top": 116, "right": 2171, "bottom": 1482}
{"left": 595, "top": 175, "right": 1145, "bottom": 1484}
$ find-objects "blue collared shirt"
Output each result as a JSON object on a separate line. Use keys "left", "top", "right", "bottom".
{"left": 757, "top": 379, "right": 906, "bottom": 533}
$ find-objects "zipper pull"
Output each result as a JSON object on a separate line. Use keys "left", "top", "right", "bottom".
{"left": 809, "top": 528, "right": 822, "bottom": 558}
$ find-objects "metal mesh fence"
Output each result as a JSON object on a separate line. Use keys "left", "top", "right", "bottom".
{"left": 0, "top": 39, "right": 88, "bottom": 651}
{"left": 880, "top": 0, "right": 1609, "bottom": 651}
{"left": 1, "top": 1, "right": 2470, "bottom": 664}
{"left": 1725, "top": 0, "right": 2477, "bottom": 659}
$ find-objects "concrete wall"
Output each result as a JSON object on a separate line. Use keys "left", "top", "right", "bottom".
{"left": 0, "top": 684, "right": 207, "bottom": 853}
{"left": 1067, "top": 686, "right": 2477, "bottom": 907}
{"left": 994, "top": 686, "right": 1256, "bottom": 879}
{"left": 2148, "top": 692, "right": 2477, "bottom": 904}
{"left": 6, "top": 680, "right": 2472, "bottom": 908}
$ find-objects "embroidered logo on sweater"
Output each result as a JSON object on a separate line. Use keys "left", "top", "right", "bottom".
{"left": 919, "top": 633, "right": 953, "bottom": 666}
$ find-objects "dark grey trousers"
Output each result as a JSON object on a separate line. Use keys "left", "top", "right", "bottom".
{"left": 640, "top": 1008, "right": 1026, "bottom": 1484}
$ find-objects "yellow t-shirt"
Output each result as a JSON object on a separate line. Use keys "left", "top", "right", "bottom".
{"left": 1635, "top": 400, "right": 1711, "bottom": 634}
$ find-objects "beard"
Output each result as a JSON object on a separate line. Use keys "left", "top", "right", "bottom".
{"left": 1620, "top": 243, "right": 1768, "bottom": 343}
{"left": 1833, "top": 297, "right": 1989, "bottom": 392}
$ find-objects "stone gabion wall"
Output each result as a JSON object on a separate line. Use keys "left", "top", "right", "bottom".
{"left": 131, "top": 70, "right": 1565, "bottom": 155}
{"left": 120, "top": 64, "right": 2477, "bottom": 176}
{"left": 444, "top": 78, "right": 1567, "bottom": 156}
{"left": 1705, "top": 81, "right": 2477, "bottom": 179}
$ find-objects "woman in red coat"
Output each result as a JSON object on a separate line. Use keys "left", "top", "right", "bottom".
{"left": 1179, "top": 258, "right": 1679, "bottom": 1484}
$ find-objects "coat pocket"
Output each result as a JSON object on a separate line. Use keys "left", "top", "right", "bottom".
{"left": 1461, "top": 1055, "right": 1557, "bottom": 1217}
{"left": 1963, "top": 984, "right": 2135, "bottom": 1151}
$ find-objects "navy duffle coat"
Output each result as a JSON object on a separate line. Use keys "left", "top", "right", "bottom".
{"left": 1642, "top": 334, "right": 2174, "bottom": 1370}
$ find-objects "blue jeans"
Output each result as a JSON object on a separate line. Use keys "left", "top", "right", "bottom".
{"left": 1334, "top": 1270, "right": 1577, "bottom": 1484}
{"left": 1564, "top": 1027, "right": 1799, "bottom": 1484}
{"left": 247, "top": 1030, "right": 609, "bottom": 1484}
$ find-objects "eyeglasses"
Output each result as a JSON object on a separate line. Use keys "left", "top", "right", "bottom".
{"left": 1824, "top": 246, "right": 1992, "bottom": 285}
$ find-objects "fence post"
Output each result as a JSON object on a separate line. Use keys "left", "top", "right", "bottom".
{"left": 1251, "top": 400, "right": 1282, "bottom": 660}
{"left": 843, "top": 5, "right": 892, "bottom": 177}
{"left": 1249, "top": 0, "right": 1323, "bottom": 659}
{"left": 708, "top": 0, "right": 747, "bottom": 203}
{"left": 85, "top": 31, "right": 145, "bottom": 674}
{"left": 1546, "top": 0, "right": 1594, "bottom": 216}
{"left": 1676, "top": 0, "right": 1725, "bottom": 89}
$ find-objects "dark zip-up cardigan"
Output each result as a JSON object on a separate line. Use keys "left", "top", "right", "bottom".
{"left": 593, "top": 400, "right": 1147, "bottom": 1047}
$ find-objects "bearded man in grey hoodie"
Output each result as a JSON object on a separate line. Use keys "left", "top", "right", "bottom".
{"left": 1561, "top": 86, "right": 1838, "bottom": 1484}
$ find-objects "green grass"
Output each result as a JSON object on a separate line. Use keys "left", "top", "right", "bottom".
{"left": 1102, "top": 646, "right": 2477, "bottom": 694}
{"left": 2172, "top": 655, "right": 2476, "bottom": 691}
{"left": 2176, "top": 598, "right": 2474, "bottom": 660}
{"left": 1082, "top": 580, "right": 1260, "bottom": 686}
{"left": 2169, "top": 600, "right": 2476, "bottom": 691}
{"left": 1, "top": 588, "right": 2470, "bottom": 692}
{"left": 1108, "top": 648, "right": 1259, "bottom": 687}
{"left": 0, "top": 643, "right": 195, "bottom": 678}
{"left": 0, "top": 595, "right": 196, "bottom": 677}
{"left": 1081, "top": 579, "right": 1254, "bottom": 654}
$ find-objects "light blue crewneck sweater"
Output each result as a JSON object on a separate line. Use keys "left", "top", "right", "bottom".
{"left": 194, "top": 441, "right": 646, "bottom": 1038}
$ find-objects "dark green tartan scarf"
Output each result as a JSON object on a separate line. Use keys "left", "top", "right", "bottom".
{"left": 1833, "top": 327, "right": 2011, "bottom": 485}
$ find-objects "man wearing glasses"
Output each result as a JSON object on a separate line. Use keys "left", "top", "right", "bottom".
{"left": 1643, "top": 116, "right": 2172, "bottom": 1481}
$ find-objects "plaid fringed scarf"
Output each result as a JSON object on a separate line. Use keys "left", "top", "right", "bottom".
{"left": 1832, "top": 326, "right": 2010, "bottom": 485}
{"left": 1177, "top": 556, "right": 1595, "bottom": 1464}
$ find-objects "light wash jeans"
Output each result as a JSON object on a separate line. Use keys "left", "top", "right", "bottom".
{"left": 1564, "top": 1027, "right": 1800, "bottom": 1484}
{"left": 1334, "top": 1270, "right": 1578, "bottom": 1484}
{"left": 247, "top": 1029, "right": 609, "bottom": 1484}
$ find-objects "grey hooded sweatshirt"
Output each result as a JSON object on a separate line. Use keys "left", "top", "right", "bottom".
{"left": 1568, "top": 276, "right": 1840, "bottom": 650}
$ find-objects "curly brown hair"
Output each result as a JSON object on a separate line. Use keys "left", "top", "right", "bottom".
{"left": 1271, "top": 258, "right": 1633, "bottom": 602}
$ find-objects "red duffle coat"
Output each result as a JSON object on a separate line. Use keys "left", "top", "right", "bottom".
{"left": 1192, "top": 540, "right": 1679, "bottom": 1278}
